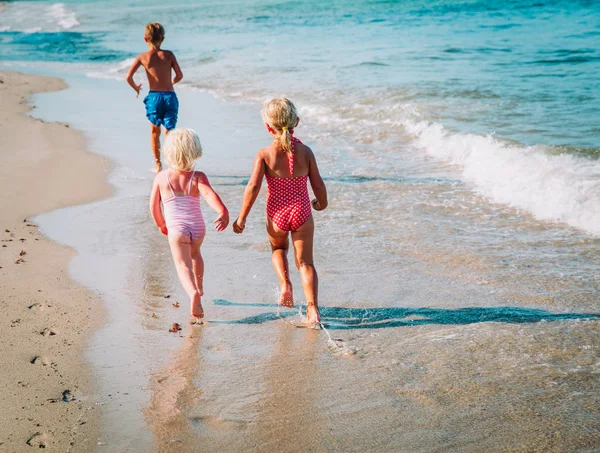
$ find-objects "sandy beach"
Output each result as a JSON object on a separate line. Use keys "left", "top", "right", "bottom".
{"left": 0, "top": 71, "right": 111, "bottom": 451}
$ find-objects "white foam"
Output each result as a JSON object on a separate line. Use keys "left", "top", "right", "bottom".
{"left": 48, "top": 3, "right": 80, "bottom": 30}
{"left": 86, "top": 58, "right": 136, "bottom": 80}
{"left": 404, "top": 120, "right": 600, "bottom": 236}
{"left": 0, "top": 2, "right": 80, "bottom": 32}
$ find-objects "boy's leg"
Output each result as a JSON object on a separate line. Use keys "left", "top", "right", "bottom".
{"left": 291, "top": 216, "right": 320, "bottom": 324}
{"left": 168, "top": 232, "right": 203, "bottom": 319}
{"left": 190, "top": 238, "right": 205, "bottom": 296}
{"left": 150, "top": 123, "right": 162, "bottom": 172}
{"left": 266, "top": 218, "right": 294, "bottom": 307}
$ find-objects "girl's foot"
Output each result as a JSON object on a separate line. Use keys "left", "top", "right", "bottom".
{"left": 279, "top": 282, "right": 294, "bottom": 307}
{"left": 191, "top": 292, "right": 204, "bottom": 319}
{"left": 305, "top": 304, "right": 321, "bottom": 326}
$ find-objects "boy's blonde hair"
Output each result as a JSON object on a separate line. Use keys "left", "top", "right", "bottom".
{"left": 163, "top": 129, "right": 202, "bottom": 171}
{"left": 145, "top": 22, "right": 165, "bottom": 46}
{"left": 261, "top": 97, "right": 298, "bottom": 154}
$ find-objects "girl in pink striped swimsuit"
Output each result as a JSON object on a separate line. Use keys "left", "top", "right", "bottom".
{"left": 233, "top": 98, "right": 328, "bottom": 326}
{"left": 150, "top": 129, "right": 229, "bottom": 322}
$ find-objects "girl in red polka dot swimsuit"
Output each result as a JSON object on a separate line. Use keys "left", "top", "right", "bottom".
{"left": 233, "top": 98, "right": 328, "bottom": 326}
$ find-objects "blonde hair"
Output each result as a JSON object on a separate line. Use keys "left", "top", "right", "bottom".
{"left": 261, "top": 97, "right": 298, "bottom": 153}
{"left": 145, "top": 22, "right": 165, "bottom": 46}
{"left": 163, "top": 129, "right": 202, "bottom": 171}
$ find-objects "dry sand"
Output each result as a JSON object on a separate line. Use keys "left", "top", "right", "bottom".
{"left": 0, "top": 71, "right": 112, "bottom": 451}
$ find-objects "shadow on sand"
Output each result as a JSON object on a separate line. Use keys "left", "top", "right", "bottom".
{"left": 211, "top": 299, "right": 600, "bottom": 330}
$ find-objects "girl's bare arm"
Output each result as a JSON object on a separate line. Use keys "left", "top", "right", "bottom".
{"left": 149, "top": 175, "right": 168, "bottom": 235}
{"left": 197, "top": 172, "right": 229, "bottom": 232}
{"left": 308, "top": 148, "right": 328, "bottom": 210}
{"left": 233, "top": 152, "right": 265, "bottom": 233}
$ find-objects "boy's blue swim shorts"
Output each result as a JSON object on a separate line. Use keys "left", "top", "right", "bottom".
{"left": 143, "top": 91, "right": 179, "bottom": 130}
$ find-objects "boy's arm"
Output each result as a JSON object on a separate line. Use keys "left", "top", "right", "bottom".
{"left": 197, "top": 173, "right": 229, "bottom": 232}
{"left": 149, "top": 174, "right": 168, "bottom": 235}
{"left": 307, "top": 147, "right": 328, "bottom": 211}
{"left": 233, "top": 152, "right": 265, "bottom": 233}
{"left": 125, "top": 56, "right": 143, "bottom": 97}
{"left": 171, "top": 52, "right": 183, "bottom": 85}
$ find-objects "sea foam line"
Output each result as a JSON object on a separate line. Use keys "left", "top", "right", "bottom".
{"left": 0, "top": 2, "right": 79, "bottom": 32}
{"left": 404, "top": 120, "right": 600, "bottom": 236}
{"left": 48, "top": 3, "right": 80, "bottom": 30}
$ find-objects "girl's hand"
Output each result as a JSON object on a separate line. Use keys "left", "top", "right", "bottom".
{"left": 312, "top": 199, "right": 323, "bottom": 211}
{"left": 232, "top": 218, "right": 245, "bottom": 234}
{"left": 214, "top": 210, "right": 229, "bottom": 232}
{"left": 159, "top": 224, "right": 168, "bottom": 236}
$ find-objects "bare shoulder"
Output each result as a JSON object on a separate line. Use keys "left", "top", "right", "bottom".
{"left": 256, "top": 146, "right": 271, "bottom": 160}
{"left": 195, "top": 171, "right": 209, "bottom": 183}
{"left": 296, "top": 141, "right": 314, "bottom": 158}
{"left": 137, "top": 51, "right": 152, "bottom": 66}
{"left": 153, "top": 170, "right": 166, "bottom": 185}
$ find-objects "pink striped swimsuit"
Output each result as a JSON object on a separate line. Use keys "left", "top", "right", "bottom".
{"left": 163, "top": 170, "right": 206, "bottom": 241}
{"left": 265, "top": 137, "right": 312, "bottom": 232}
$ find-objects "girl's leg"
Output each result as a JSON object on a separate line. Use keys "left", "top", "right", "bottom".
{"left": 168, "top": 232, "right": 203, "bottom": 319}
{"left": 291, "top": 216, "right": 320, "bottom": 324}
{"left": 190, "top": 237, "right": 205, "bottom": 296}
{"left": 266, "top": 218, "right": 294, "bottom": 307}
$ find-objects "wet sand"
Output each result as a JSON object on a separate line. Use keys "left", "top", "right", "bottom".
{"left": 0, "top": 71, "right": 111, "bottom": 451}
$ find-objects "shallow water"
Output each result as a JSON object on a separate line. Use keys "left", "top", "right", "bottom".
{"left": 2, "top": 0, "right": 599, "bottom": 450}
{"left": 22, "top": 74, "right": 599, "bottom": 451}
{"left": 2, "top": 0, "right": 600, "bottom": 235}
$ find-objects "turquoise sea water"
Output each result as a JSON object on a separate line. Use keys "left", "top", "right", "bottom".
{"left": 1, "top": 0, "right": 599, "bottom": 234}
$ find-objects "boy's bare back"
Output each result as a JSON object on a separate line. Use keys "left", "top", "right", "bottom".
{"left": 134, "top": 49, "right": 181, "bottom": 92}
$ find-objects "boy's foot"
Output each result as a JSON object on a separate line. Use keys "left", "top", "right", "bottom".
{"left": 279, "top": 282, "right": 294, "bottom": 308}
{"left": 191, "top": 293, "right": 204, "bottom": 319}
{"left": 305, "top": 304, "right": 321, "bottom": 326}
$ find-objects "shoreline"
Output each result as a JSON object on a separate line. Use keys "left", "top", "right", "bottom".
{"left": 0, "top": 71, "right": 112, "bottom": 450}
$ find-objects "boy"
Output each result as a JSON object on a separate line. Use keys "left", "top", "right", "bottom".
{"left": 126, "top": 22, "right": 183, "bottom": 172}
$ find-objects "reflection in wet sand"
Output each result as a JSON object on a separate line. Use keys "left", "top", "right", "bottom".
{"left": 250, "top": 323, "right": 325, "bottom": 451}
{"left": 145, "top": 327, "right": 204, "bottom": 451}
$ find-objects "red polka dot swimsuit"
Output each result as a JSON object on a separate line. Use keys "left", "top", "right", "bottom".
{"left": 265, "top": 137, "right": 312, "bottom": 232}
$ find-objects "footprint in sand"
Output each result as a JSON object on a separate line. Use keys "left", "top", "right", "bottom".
{"left": 29, "top": 356, "right": 50, "bottom": 366}
{"left": 39, "top": 328, "right": 57, "bottom": 337}
{"left": 26, "top": 432, "right": 48, "bottom": 448}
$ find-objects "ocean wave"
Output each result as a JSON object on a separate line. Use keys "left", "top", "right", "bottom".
{"left": 529, "top": 56, "right": 600, "bottom": 65}
{"left": 403, "top": 120, "right": 600, "bottom": 236}
{"left": 0, "top": 2, "right": 80, "bottom": 33}
{"left": 48, "top": 3, "right": 80, "bottom": 30}
{"left": 0, "top": 32, "right": 131, "bottom": 63}
{"left": 86, "top": 58, "right": 136, "bottom": 80}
